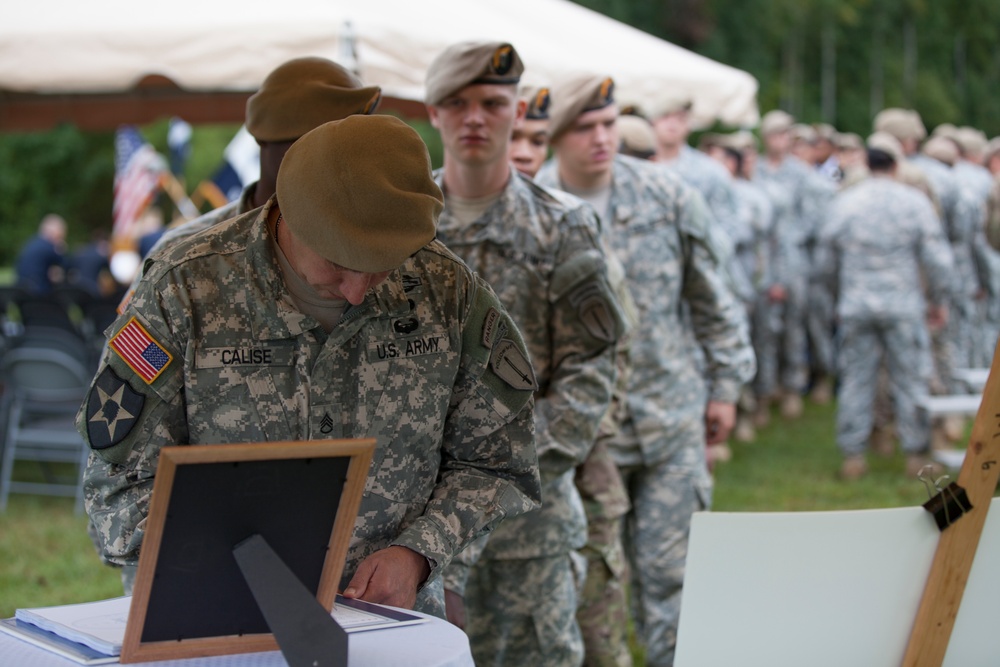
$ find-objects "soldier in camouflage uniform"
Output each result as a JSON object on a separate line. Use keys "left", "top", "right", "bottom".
{"left": 78, "top": 115, "right": 542, "bottom": 616}
{"left": 877, "top": 110, "right": 979, "bottom": 385}
{"left": 815, "top": 144, "right": 954, "bottom": 480}
{"left": 712, "top": 133, "right": 776, "bottom": 442}
{"left": 425, "top": 42, "right": 626, "bottom": 667}
{"left": 645, "top": 92, "right": 739, "bottom": 231}
{"left": 538, "top": 74, "right": 755, "bottom": 667}
{"left": 128, "top": 56, "right": 382, "bottom": 297}
{"left": 753, "top": 110, "right": 814, "bottom": 423}
{"left": 511, "top": 82, "right": 636, "bottom": 667}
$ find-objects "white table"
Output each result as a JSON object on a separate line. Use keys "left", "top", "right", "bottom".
{"left": 0, "top": 608, "right": 473, "bottom": 667}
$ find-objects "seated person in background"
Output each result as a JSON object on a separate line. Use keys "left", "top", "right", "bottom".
{"left": 16, "top": 213, "right": 68, "bottom": 294}
{"left": 78, "top": 115, "right": 542, "bottom": 616}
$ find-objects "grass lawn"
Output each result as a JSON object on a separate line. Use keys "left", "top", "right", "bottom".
{"left": 0, "top": 398, "right": 992, "bottom": 636}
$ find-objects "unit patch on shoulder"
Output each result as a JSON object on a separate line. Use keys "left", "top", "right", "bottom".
{"left": 569, "top": 282, "right": 617, "bottom": 342}
{"left": 110, "top": 316, "right": 172, "bottom": 384}
{"left": 490, "top": 339, "right": 537, "bottom": 391}
{"left": 86, "top": 367, "right": 145, "bottom": 450}
{"left": 481, "top": 307, "right": 508, "bottom": 349}
{"left": 578, "top": 297, "right": 616, "bottom": 342}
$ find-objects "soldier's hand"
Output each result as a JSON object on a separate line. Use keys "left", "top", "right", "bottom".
{"left": 343, "top": 545, "right": 431, "bottom": 610}
{"left": 926, "top": 303, "right": 949, "bottom": 330}
{"left": 444, "top": 588, "right": 466, "bottom": 629}
{"left": 704, "top": 401, "right": 736, "bottom": 445}
{"left": 767, "top": 284, "right": 787, "bottom": 303}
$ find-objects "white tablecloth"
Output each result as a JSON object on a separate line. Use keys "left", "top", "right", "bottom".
{"left": 0, "top": 608, "right": 474, "bottom": 667}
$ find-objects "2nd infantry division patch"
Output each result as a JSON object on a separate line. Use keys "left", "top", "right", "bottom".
{"left": 86, "top": 367, "right": 145, "bottom": 450}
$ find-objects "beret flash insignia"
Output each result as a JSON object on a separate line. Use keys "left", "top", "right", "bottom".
{"left": 491, "top": 45, "right": 514, "bottom": 76}
{"left": 598, "top": 78, "right": 615, "bottom": 106}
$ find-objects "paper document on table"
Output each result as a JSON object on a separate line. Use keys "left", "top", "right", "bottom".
{"left": 674, "top": 497, "right": 1000, "bottom": 667}
{"left": 9, "top": 592, "right": 428, "bottom": 662}
{"left": 15, "top": 595, "right": 128, "bottom": 655}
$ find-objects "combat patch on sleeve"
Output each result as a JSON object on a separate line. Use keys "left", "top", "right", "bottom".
{"left": 481, "top": 307, "right": 507, "bottom": 349}
{"left": 489, "top": 339, "right": 537, "bottom": 391}
{"left": 109, "top": 316, "right": 173, "bottom": 384}
{"left": 569, "top": 282, "right": 618, "bottom": 343}
{"left": 85, "top": 367, "right": 146, "bottom": 451}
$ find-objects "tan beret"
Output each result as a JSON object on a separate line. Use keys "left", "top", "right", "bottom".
{"left": 617, "top": 114, "right": 656, "bottom": 157}
{"left": 921, "top": 136, "right": 959, "bottom": 166}
{"left": 873, "top": 108, "right": 926, "bottom": 142}
{"left": 791, "top": 123, "right": 818, "bottom": 144}
{"left": 425, "top": 41, "right": 524, "bottom": 106}
{"left": 646, "top": 90, "right": 693, "bottom": 120}
{"left": 760, "top": 110, "right": 794, "bottom": 136}
{"left": 813, "top": 123, "right": 837, "bottom": 141}
{"left": 276, "top": 115, "right": 442, "bottom": 273}
{"left": 953, "top": 126, "right": 988, "bottom": 156}
{"left": 985, "top": 137, "right": 1000, "bottom": 162}
{"left": 719, "top": 130, "right": 758, "bottom": 153}
{"left": 866, "top": 131, "right": 905, "bottom": 163}
{"left": 245, "top": 57, "right": 381, "bottom": 143}
{"left": 722, "top": 130, "right": 757, "bottom": 152}
{"left": 833, "top": 132, "right": 863, "bottom": 151}
{"left": 521, "top": 86, "right": 552, "bottom": 120}
{"left": 930, "top": 122, "right": 958, "bottom": 141}
{"left": 548, "top": 73, "right": 616, "bottom": 141}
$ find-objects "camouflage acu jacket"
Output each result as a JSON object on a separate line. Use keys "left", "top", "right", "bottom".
{"left": 79, "top": 198, "right": 542, "bottom": 597}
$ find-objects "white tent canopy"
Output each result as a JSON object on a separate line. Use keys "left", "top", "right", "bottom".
{"left": 2, "top": 0, "right": 759, "bottom": 128}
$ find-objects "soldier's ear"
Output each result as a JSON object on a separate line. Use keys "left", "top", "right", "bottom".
{"left": 515, "top": 98, "right": 527, "bottom": 123}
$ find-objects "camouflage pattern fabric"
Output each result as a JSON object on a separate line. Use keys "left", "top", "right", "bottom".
{"left": 657, "top": 145, "right": 739, "bottom": 233}
{"left": 754, "top": 156, "right": 813, "bottom": 396}
{"left": 463, "top": 554, "right": 584, "bottom": 667}
{"left": 575, "top": 440, "right": 632, "bottom": 667}
{"left": 908, "top": 153, "right": 982, "bottom": 375}
{"left": 986, "top": 174, "right": 1000, "bottom": 253}
{"left": 732, "top": 178, "right": 776, "bottom": 424}
{"left": 540, "top": 154, "right": 755, "bottom": 667}
{"left": 576, "top": 252, "right": 635, "bottom": 667}
{"left": 816, "top": 176, "right": 954, "bottom": 455}
{"left": 800, "top": 170, "right": 838, "bottom": 379}
{"left": 79, "top": 198, "right": 542, "bottom": 615}
{"left": 435, "top": 170, "right": 625, "bottom": 666}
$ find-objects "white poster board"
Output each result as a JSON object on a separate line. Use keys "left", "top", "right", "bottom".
{"left": 675, "top": 498, "right": 1000, "bottom": 666}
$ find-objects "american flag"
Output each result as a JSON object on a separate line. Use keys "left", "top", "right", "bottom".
{"left": 110, "top": 317, "right": 172, "bottom": 383}
{"left": 113, "top": 126, "right": 166, "bottom": 238}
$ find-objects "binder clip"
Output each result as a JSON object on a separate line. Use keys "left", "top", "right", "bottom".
{"left": 919, "top": 466, "right": 973, "bottom": 532}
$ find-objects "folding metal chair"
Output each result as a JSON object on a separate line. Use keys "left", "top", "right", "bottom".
{"left": 0, "top": 345, "right": 92, "bottom": 513}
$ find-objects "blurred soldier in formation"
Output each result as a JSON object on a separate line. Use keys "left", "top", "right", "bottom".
{"left": 710, "top": 132, "right": 776, "bottom": 444}
{"left": 815, "top": 141, "right": 954, "bottom": 480}
{"left": 752, "top": 110, "right": 812, "bottom": 424}
{"left": 645, "top": 92, "right": 739, "bottom": 233}
{"left": 538, "top": 74, "right": 755, "bottom": 667}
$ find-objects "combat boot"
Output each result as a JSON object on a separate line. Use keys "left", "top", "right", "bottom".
{"left": 733, "top": 415, "right": 756, "bottom": 443}
{"left": 839, "top": 455, "right": 867, "bottom": 481}
{"left": 809, "top": 376, "right": 833, "bottom": 405}
{"left": 870, "top": 424, "right": 895, "bottom": 458}
{"left": 780, "top": 391, "right": 803, "bottom": 420}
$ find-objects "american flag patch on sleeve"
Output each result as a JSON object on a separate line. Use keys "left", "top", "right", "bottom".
{"left": 110, "top": 316, "right": 173, "bottom": 384}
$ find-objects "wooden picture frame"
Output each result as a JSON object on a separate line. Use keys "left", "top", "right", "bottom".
{"left": 119, "top": 438, "right": 375, "bottom": 664}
